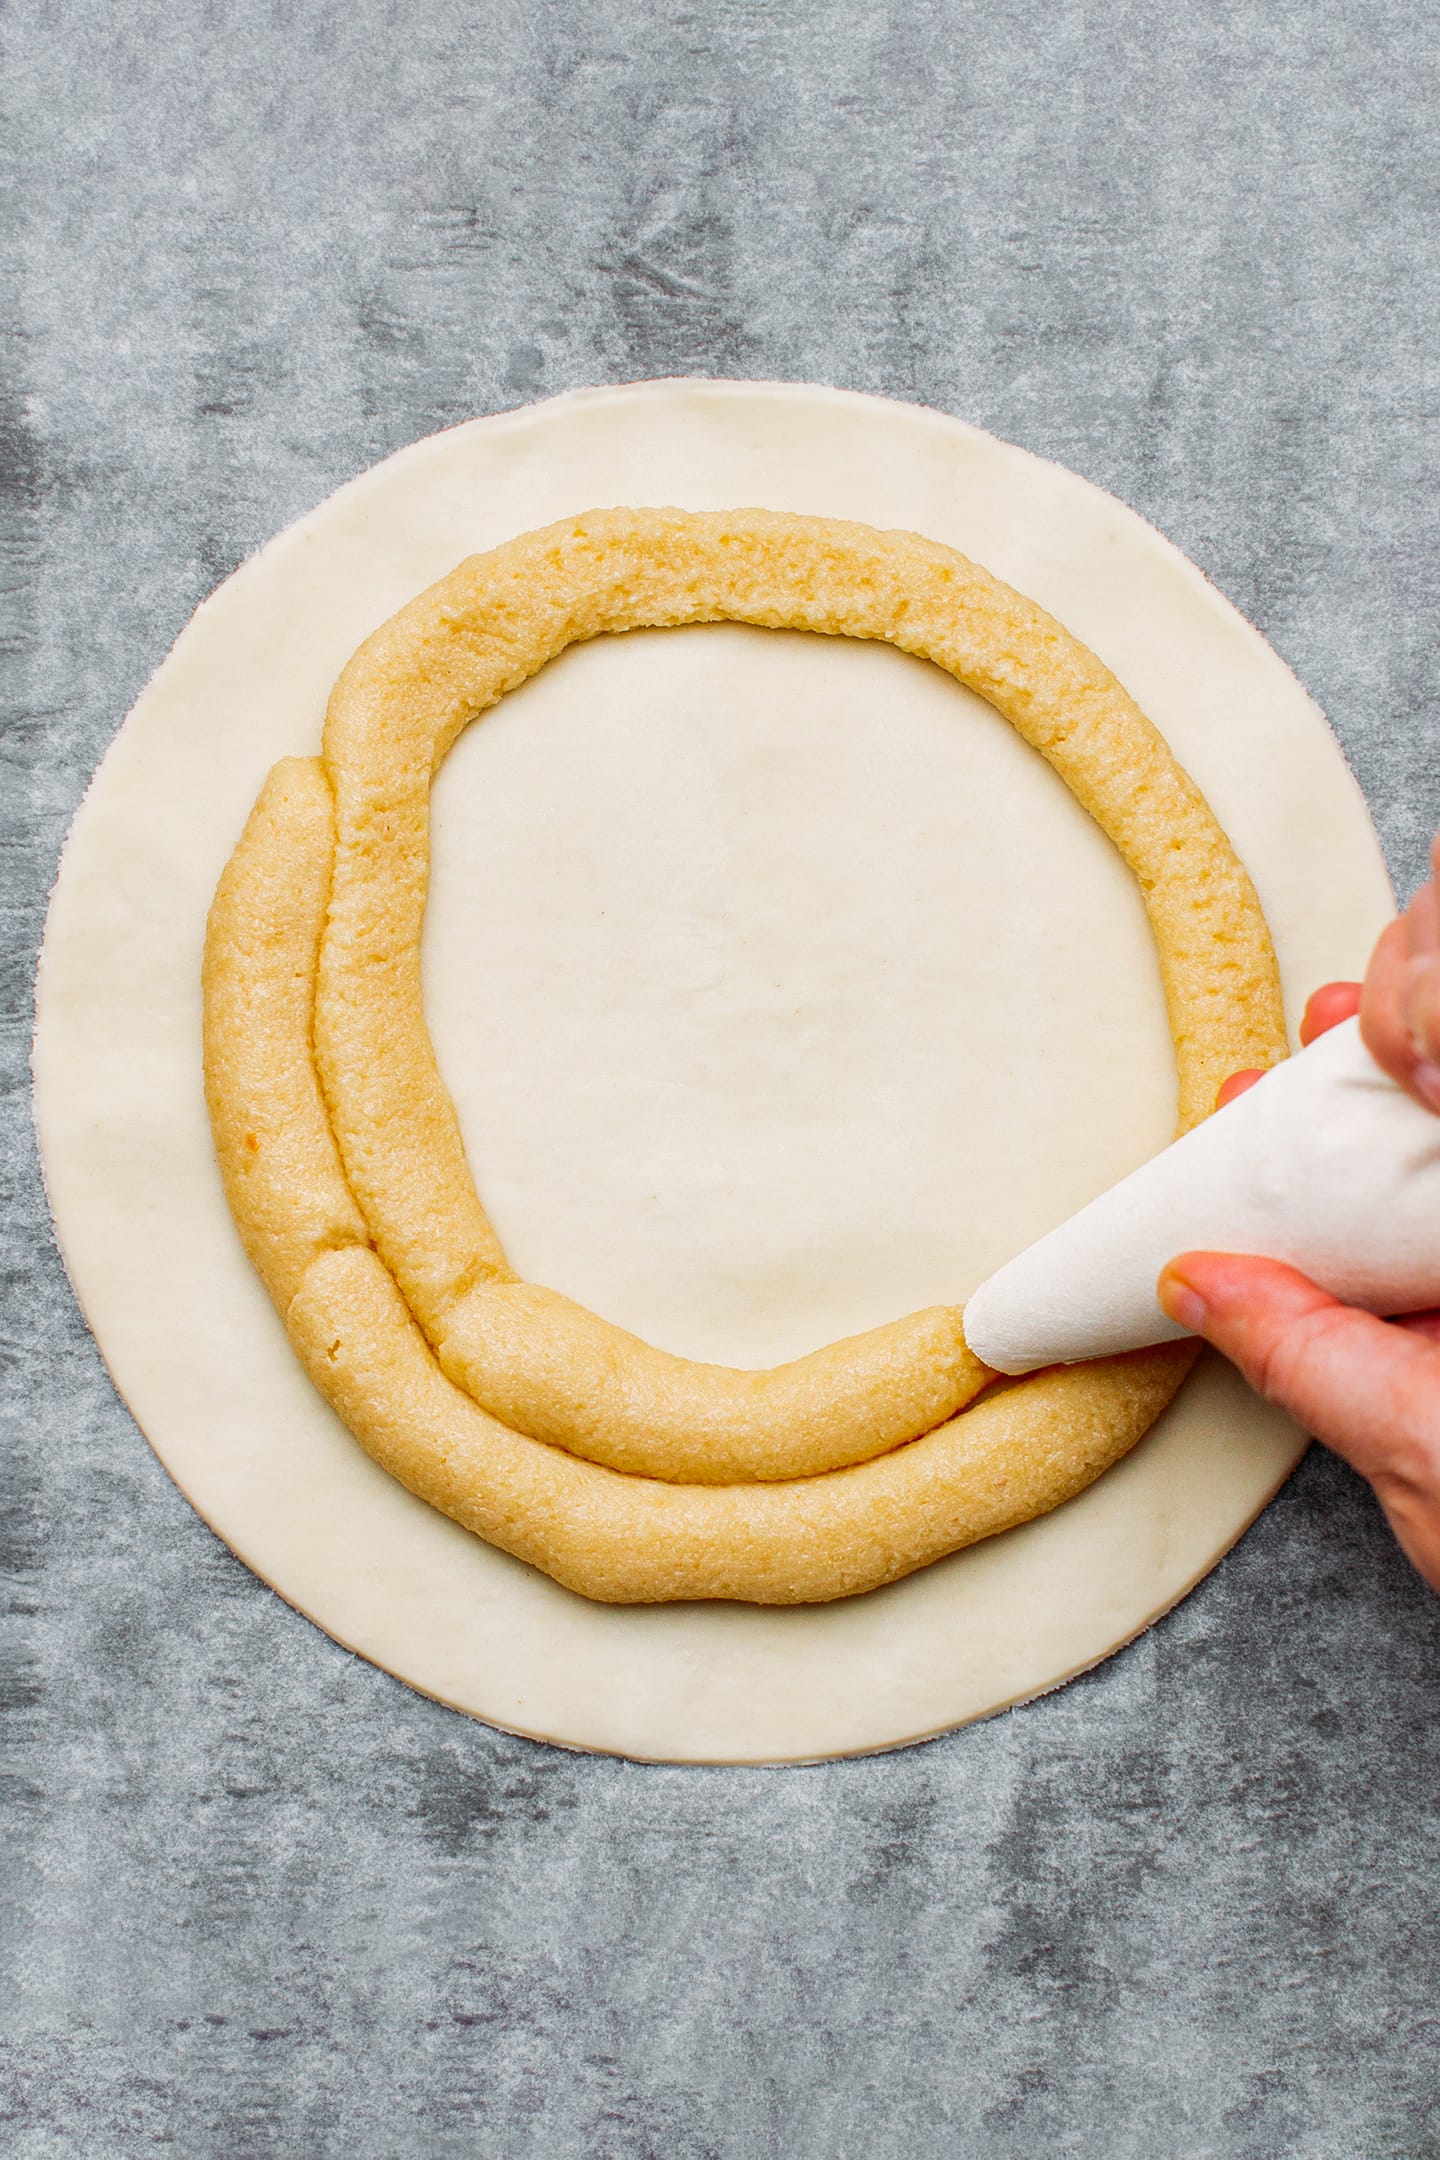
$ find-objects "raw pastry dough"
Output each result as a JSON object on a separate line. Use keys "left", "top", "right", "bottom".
{"left": 204, "top": 506, "right": 1285, "bottom": 1601}
{"left": 34, "top": 380, "right": 1391, "bottom": 1755}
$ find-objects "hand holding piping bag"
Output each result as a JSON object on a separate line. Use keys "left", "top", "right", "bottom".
{"left": 1159, "top": 831, "right": 1440, "bottom": 1594}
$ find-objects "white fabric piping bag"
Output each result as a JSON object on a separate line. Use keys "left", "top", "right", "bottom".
{"left": 962, "top": 1016, "right": 1440, "bottom": 1375}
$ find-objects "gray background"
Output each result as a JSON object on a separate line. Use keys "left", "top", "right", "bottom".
{"left": 5, "top": 2, "right": 1440, "bottom": 2154}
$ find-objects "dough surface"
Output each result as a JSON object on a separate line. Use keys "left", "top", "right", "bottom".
{"left": 205, "top": 504, "right": 1283, "bottom": 1602}
{"left": 34, "top": 381, "right": 1392, "bottom": 1756}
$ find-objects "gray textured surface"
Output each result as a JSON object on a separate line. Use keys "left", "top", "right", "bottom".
{"left": 5, "top": 2, "right": 1440, "bottom": 2154}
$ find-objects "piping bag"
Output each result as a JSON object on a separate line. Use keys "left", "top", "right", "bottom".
{"left": 963, "top": 1016, "right": 1440, "bottom": 1375}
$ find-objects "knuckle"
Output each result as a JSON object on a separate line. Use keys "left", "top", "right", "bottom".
{"left": 1246, "top": 1322, "right": 1299, "bottom": 1404}
{"left": 1245, "top": 1306, "right": 1339, "bottom": 1410}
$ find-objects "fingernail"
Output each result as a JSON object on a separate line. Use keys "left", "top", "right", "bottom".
{"left": 1157, "top": 1273, "right": 1208, "bottom": 1334}
{"left": 1414, "top": 1062, "right": 1440, "bottom": 1113}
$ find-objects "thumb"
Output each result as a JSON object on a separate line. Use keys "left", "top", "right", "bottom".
{"left": 1157, "top": 1253, "right": 1440, "bottom": 1490}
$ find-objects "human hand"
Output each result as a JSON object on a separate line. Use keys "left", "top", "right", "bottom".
{"left": 1157, "top": 862, "right": 1440, "bottom": 1595}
